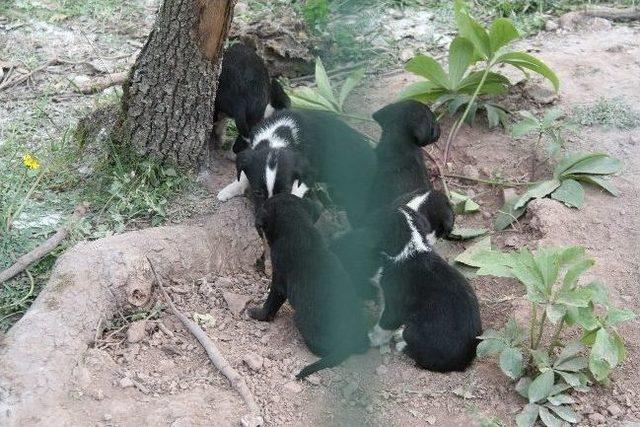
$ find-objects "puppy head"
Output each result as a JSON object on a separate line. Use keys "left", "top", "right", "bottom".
{"left": 373, "top": 100, "right": 440, "bottom": 146}
{"left": 402, "top": 188, "right": 455, "bottom": 239}
{"left": 255, "top": 194, "right": 322, "bottom": 242}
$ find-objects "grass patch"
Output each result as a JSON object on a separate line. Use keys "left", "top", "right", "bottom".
{"left": 2, "top": 0, "right": 145, "bottom": 24}
{"left": 572, "top": 97, "right": 640, "bottom": 130}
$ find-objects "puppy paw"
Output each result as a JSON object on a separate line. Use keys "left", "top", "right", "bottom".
{"left": 368, "top": 324, "right": 394, "bottom": 347}
{"left": 248, "top": 306, "right": 271, "bottom": 322}
{"left": 216, "top": 187, "right": 235, "bottom": 201}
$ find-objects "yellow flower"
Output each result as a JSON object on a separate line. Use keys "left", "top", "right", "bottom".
{"left": 22, "top": 154, "right": 40, "bottom": 170}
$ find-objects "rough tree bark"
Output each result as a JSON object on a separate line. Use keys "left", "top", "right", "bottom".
{"left": 122, "top": 0, "right": 236, "bottom": 167}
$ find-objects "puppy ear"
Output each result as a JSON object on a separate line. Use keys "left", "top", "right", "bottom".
{"left": 372, "top": 103, "right": 398, "bottom": 127}
{"left": 411, "top": 107, "right": 440, "bottom": 147}
{"left": 235, "top": 149, "right": 253, "bottom": 181}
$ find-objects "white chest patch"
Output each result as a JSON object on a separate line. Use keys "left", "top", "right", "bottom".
{"left": 252, "top": 116, "right": 299, "bottom": 149}
{"left": 391, "top": 209, "right": 430, "bottom": 262}
{"left": 265, "top": 153, "right": 278, "bottom": 198}
{"left": 405, "top": 190, "right": 430, "bottom": 212}
{"left": 291, "top": 179, "right": 309, "bottom": 198}
{"left": 263, "top": 103, "right": 275, "bottom": 118}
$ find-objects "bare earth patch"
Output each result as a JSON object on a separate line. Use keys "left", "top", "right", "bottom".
{"left": 1, "top": 23, "right": 640, "bottom": 427}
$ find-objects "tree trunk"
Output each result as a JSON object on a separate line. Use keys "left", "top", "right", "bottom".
{"left": 122, "top": 0, "right": 235, "bottom": 167}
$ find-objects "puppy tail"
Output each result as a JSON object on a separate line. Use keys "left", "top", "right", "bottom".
{"left": 296, "top": 350, "right": 350, "bottom": 380}
{"left": 270, "top": 78, "right": 291, "bottom": 110}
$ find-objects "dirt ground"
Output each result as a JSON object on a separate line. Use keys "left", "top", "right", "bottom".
{"left": 2, "top": 4, "right": 640, "bottom": 427}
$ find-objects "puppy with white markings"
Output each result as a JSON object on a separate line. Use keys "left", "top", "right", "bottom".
{"left": 248, "top": 194, "right": 369, "bottom": 379}
{"left": 367, "top": 202, "right": 482, "bottom": 372}
{"left": 217, "top": 109, "right": 376, "bottom": 228}
{"left": 369, "top": 100, "right": 442, "bottom": 212}
{"left": 211, "top": 42, "right": 290, "bottom": 156}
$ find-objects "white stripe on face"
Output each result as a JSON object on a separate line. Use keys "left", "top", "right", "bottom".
{"left": 391, "top": 209, "right": 430, "bottom": 262}
{"left": 265, "top": 152, "right": 278, "bottom": 198}
{"left": 406, "top": 190, "right": 430, "bottom": 212}
{"left": 252, "top": 116, "right": 299, "bottom": 149}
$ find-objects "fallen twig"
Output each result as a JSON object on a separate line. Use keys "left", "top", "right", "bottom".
{"left": 423, "top": 147, "right": 450, "bottom": 199}
{"left": 0, "top": 203, "right": 89, "bottom": 285}
{"left": 0, "top": 58, "right": 60, "bottom": 91}
{"left": 147, "top": 257, "right": 263, "bottom": 427}
{"left": 582, "top": 6, "right": 640, "bottom": 21}
{"left": 72, "top": 71, "right": 127, "bottom": 94}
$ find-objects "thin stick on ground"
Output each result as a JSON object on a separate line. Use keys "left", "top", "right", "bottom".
{"left": 146, "top": 257, "right": 263, "bottom": 427}
{"left": 0, "top": 203, "right": 89, "bottom": 285}
{"left": 423, "top": 147, "right": 450, "bottom": 199}
{"left": 0, "top": 58, "right": 60, "bottom": 91}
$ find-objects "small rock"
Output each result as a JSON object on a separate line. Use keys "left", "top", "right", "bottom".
{"left": 390, "top": 9, "right": 404, "bottom": 19}
{"left": 462, "top": 164, "right": 480, "bottom": 180}
{"left": 341, "top": 381, "right": 358, "bottom": 399}
{"left": 399, "top": 48, "right": 415, "bottom": 63}
{"left": 71, "top": 75, "right": 91, "bottom": 87}
{"left": 607, "top": 404, "right": 623, "bottom": 417}
{"left": 305, "top": 374, "right": 321, "bottom": 385}
{"left": 589, "top": 413, "right": 606, "bottom": 423}
{"left": 544, "top": 20, "right": 558, "bottom": 31}
{"left": 103, "top": 414, "right": 112, "bottom": 421}
{"left": 284, "top": 381, "right": 303, "bottom": 394}
{"left": 243, "top": 353, "right": 264, "bottom": 371}
{"left": 120, "top": 377, "right": 134, "bottom": 388}
{"left": 127, "top": 320, "right": 150, "bottom": 343}
{"left": 222, "top": 291, "right": 252, "bottom": 317}
{"left": 528, "top": 85, "right": 558, "bottom": 105}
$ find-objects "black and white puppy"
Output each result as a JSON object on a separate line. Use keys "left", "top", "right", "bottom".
{"left": 368, "top": 201, "right": 482, "bottom": 372}
{"left": 212, "top": 43, "right": 290, "bottom": 154}
{"left": 248, "top": 194, "right": 369, "bottom": 379}
{"left": 217, "top": 109, "right": 376, "bottom": 228}
{"left": 368, "top": 100, "right": 441, "bottom": 211}
{"left": 330, "top": 188, "right": 454, "bottom": 300}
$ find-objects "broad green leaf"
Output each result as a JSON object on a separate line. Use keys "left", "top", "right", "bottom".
{"left": 489, "top": 18, "right": 520, "bottom": 52}
{"left": 406, "top": 55, "right": 450, "bottom": 90}
{"left": 528, "top": 370, "right": 555, "bottom": 403}
{"left": 504, "top": 317, "right": 526, "bottom": 345}
{"left": 571, "top": 174, "right": 619, "bottom": 196}
{"left": 546, "top": 304, "right": 566, "bottom": 325}
{"left": 557, "top": 246, "right": 586, "bottom": 268}
{"left": 314, "top": 58, "right": 336, "bottom": 105}
{"left": 590, "top": 328, "right": 619, "bottom": 380}
{"left": 338, "top": 67, "right": 365, "bottom": 110}
{"left": 447, "top": 95, "right": 470, "bottom": 116}
{"left": 555, "top": 153, "right": 621, "bottom": 177}
{"left": 515, "top": 377, "right": 532, "bottom": 398}
{"left": 514, "top": 179, "right": 561, "bottom": 210}
{"left": 455, "top": 236, "right": 492, "bottom": 267}
{"left": 605, "top": 308, "right": 636, "bottom": 326}
{"left": 554, "top": 341, "right": 584, "bottom": 365}
{"left": 611, "top": 330, "right": 627, "bottom": 364}
{"left": 556, "top": 288, "right": 591, "bottom": 307}
{"left": 457, "top": 71, "right": 510, "bottom": 93}
{"left": 542, "top": 108, "right": 564, "bottom": 126}
{"left": 289, "top": 87, "right": 338, "bottom": 112}
{"left": 538, "top": 406, "right": 562, "bottom": 427}
{"left": 557, "top": 370, "right": 582, "bottom": 387}
{"left": 396, "top": 81, "right": 446, "bottom": 102}
{"left": 477, "top": 338, "right": 506, "bottom": 357}
{"left": 494, "top": 196, "right": 527, "bottom": 230}
{"left": 448, "top": 37, "right": 475, "bottom": 87}
{"left": 516, "top": 403, "right": 539, "bottom": 427}
{"left": 562, "top": 258, "right": 595, "bottom": 290}
{"left": 475, "top": 252, "right": 515, "bottom": 277}
{"left": 450, "top": 191, "right": 480, "bottom": 214}
{"left": 554, "top": 356, "right": 588, "bottom": 373}
{"left": 534, "top": 247, "right": 560, "bottom": 293}
{"left": 477, "top": 329, "right": 501, "bottom": 339}
{"left": 484, "top": 104, "right": 502, "bottom": 128}
{"left": 499, "top": 347, "right": 524, "bottom": 379}
{"left": 574, "top": 311, "right": 601, "bottom": 334}
{"left": 531, "top": 349, "right": 551, "bottom": 370}
{"left": 551, "top": 179, "right": 585, "bottom": 208}
{"left": 449, "top": 227, "right": 488, "bottom": 240}
{"left": 547, "top": 394, "right": 575, "bottom": 406}
{"left": 546, "top": 404, "right": 577, "bottom": 423}
{"left": 583, "top": 281, "right": 609, "bottom": 305}
{"left": 454, "top": 2, "right": 491, "bottom": 59}
{"left": 496, "top": 51, "right": 560, "bottom": 92}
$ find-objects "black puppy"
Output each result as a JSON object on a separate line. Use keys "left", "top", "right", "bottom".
{"left": 369, "top": 100, "right": 441, "bottom": 211}
{"left": 368, "top": 205, "right": 482, "bottom": 372}
{"left": 248, "top": 194, "right": 369, "bottom": 379}
{"left": 212, "top": 43, "right": 290, "bottom": 154}
{"left": 217, "top": 109, "right": 376, "bottom": 228}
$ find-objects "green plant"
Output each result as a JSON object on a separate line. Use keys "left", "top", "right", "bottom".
{"left": 296, "top": 0, "right": 331, "bottom": 29}
{"left": 462, "top": 244, "right": 635, "bottom": 426}
{"left": 399, "top": 0, "right": 559, "bottom": 163}
{"left": 494, "top": 152, "right": 621, "bottom": 230}
{"left": 1, "top": 154, "right": 46, "bottom": 235}
{"left": 512, "top": 109, "right": 572, "bottom": 158}
{"left": 572, "top": 97, "right": 640, "bottom": 130}
{"left": 286, "top": 58, "right": 367, "bottom": 121}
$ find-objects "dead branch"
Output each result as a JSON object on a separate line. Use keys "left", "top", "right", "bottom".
{"left": 583, "top": 6, "right": 640, "bottom": 21}
{"left": 72, "top": 71, "right": 127, "bottom": 94}
{"left": 0, "top": 203, "right": 89, "bottom": 285}
{"left": 147, "top": 257, "right": 264, "bottom": 427}
{"left": 422, "top": 147, "right": 450, "bottom": 199}
{"left": 0, "top": 58, "right": 60, "bottom": 91}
